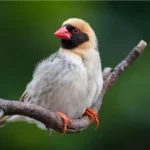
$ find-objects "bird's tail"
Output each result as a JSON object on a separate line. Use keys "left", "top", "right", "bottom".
{"left": 0, "top": 115, "right": 28, "bottom": 128}
{"left": 0, "top": 115, "right": 47, "bottom": 130}
{"left": 0, "top": 116, "right": 10, "bottom": 128}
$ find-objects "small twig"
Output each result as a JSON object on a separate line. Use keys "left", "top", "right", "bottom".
{"left": 0, "top": 40, "right": 147, "bottom": 134}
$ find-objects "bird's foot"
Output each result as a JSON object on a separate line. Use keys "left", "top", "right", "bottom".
{"left": 56, "top": 112, "right": 72, "bottom": 134}
{"left": 84, "top": 108, "right": 99, "bottom": 128}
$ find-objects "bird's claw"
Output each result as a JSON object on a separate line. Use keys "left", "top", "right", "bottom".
{"left": 84, "top": 108, "right": 99, "bottom": 128}
{"left": 56, "top": 112, "right": 72, "bottom": 134}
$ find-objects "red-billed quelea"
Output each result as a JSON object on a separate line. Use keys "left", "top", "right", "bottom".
{"left": 0, "top": 18, "right": 103, "bottom": 133}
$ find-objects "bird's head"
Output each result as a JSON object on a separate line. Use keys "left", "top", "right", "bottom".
{"left": 54, "top": 18, "right": 98, "bottom": 52}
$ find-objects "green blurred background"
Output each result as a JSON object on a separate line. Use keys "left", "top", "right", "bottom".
{"left": 0, "top": 1, "right": 150, "bottom": 150}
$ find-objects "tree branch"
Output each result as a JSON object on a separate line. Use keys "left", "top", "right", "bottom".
{"left": 0, "top": 40, "right": 147, "bottom": 134}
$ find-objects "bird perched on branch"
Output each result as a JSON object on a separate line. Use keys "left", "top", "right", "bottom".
{"left": 0, "top": 18, "right": 103, "bottom": 133}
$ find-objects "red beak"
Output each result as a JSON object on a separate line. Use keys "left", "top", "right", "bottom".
{"left": 54, "top": 26, "right": 71, "bottom": 40}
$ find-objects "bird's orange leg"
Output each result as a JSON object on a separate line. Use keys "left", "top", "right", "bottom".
{"left": 56, "top": 112, "right": 72, "bottom": 134}
{"left": 84, "top": 108, "right": 99, "bottom": 128}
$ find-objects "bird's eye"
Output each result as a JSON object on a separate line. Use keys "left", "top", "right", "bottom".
{"left": 72, "top": 28, "right": 80, "bottom": 34}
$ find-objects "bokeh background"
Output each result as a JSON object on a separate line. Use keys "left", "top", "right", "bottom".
{"left": 0, "top": 1, "right": 150, "bottom": 150}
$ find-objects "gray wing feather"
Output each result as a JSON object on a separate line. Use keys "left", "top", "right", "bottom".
{"left": 21, "top": 52, "right": 88, "bottom": 119}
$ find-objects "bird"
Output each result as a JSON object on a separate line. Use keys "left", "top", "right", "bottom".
{"left": 0, "top": 18, "right": 103, "bottom": 133}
